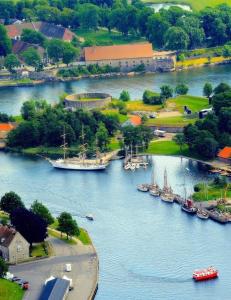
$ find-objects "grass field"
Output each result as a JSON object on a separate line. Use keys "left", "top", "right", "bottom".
{"left": 192, "top": 182, "right": 231, "bottom": 202}
{"left": 109, "top": 137, "right": 121, "bottom": 151}
{"left": 176, "top": 56, "right": 227, "bottom": 68}
{"left": 0, "top": 279, "right": 24, "bottom": 300}
{"left": 145, "top": 140, "right": 190, "bottom": 155}
{"left": 127, "top": 100, "right": 161, "bottom": 112}
{"left": 167, "top": 95, "right": 209, "bottom": 113}
{"left": 147, "top": 115, "right": 197, "bottom": 127}
{"left": 75, "top": 28, "right": 146, "bottom": 46}
{"left": 142, "top": 0, "right": 231, "bottom": 11}
{"left": 102, "top": 109, "right": 129, "bottom": 123}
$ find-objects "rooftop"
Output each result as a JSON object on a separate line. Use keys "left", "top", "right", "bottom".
{"left": 130, "top": 115, "right": 142, "bottom": 126}
{"left": 84, "top": 43, "right": 153, "bottom": 61}
{"left": 0, "top": 123, "right": 15, "bottom": 132}
{"left": 218, "top": 147, "right": 231, "bottom": 159}
{"left": 39, "top": 277, "right": 70, "bottom": 300}
{"left": 0, "top": 226, "right": 16, "bottom": 247}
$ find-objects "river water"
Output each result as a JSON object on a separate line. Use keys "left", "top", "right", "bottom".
{"left": 0, "top": 152, "right": 231, "bottom": 300}
{"left": 1, "top": 64, "right": 231, "bottom": 115}
{"left": 148, "top": 3, "right": 191, "bottom": 12}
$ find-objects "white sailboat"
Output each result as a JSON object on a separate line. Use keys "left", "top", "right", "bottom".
{"left": 49, "top": 127, "right": 108, "bottom": 171}
{"left": 161, "top": 168, "right": 174, "bottom": 203}
{"left": 149, "top": 166, "right": 160, "bottom": 197}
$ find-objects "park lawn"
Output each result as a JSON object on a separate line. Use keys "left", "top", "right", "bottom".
{"left": 167, "top": 95, "right": 209, "bottom": 113}
{"left": 31, "top": 242, "right": 52, "bottom": 257}
{"left": 48, "top": 228, "right": 77, "bottom": 245}
{"left": 145, "top": 140, "right": 190, "bottom": 156}
{"left": 0, "top": 279, "right": 24, "bottom": 300}
{"left": 75, "top": 28, "right": 146, "bottom": 46}
{"left": 176, "top": 56, "right": 227, "bottom": 68}
{"left": 192, "top": 183, "right": 231, "bottom": 202}
{"left": 147, "top": 115, "right": 197, "bottom": 127}
{"left": 142, "top": 0, "right": 231, "bottom": 11}
{"left": 102, "top": 109, "right": 129, "bottom": 123}
{"left": 78, "top": 228, "right": 92, "bottom": 245}
{"left": 127, "top": 100, "right": 161, "bottom": 112}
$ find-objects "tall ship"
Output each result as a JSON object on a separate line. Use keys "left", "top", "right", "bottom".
{"left": 49, "top": 128, "right": 108, "bottom": 171}
{"left": 160, "top": 169, "right": 174, "bottom": 203}
{"left": 149, "top": 166, "right": 161, "bottom": 197}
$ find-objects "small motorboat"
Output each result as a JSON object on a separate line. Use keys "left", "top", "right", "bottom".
{"left": 197, "top": 209, "right": 209, "bottom": 220}
{"left": 193, "top": 266, "right": 218, "bottom": 281}
{"left": 86, "top": 214, "right": 94, "bottom": 221}
{"left": 137, "top": 184, "right": 149, "bottom": 192}
{"left": 124, "top": 163, "right": 131, "bottom": 170}
{"left": 149, "top": 188, "right": 161, "bottom": 197}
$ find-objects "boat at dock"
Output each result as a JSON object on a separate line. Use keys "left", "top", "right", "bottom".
{"left": 137, "top": 184, "right": 149, "bottom": 192}
{"left": 181, "top": 199, "right": 197, "bottom": 214}
{"left": 86, "top": 214, "right": 94, "bottom": 221}
{"left": 161, "top": 169, "right": 174, "bottom": 203}
{"left": 197, "top": 209, "right": 209, "bottom": 220}
{"left": 149, "top": 166, "right": 161, "bottom": 197}
{"left": 49, "top": 128, "right": 108, "bottom": 171}
{"left": 193, "top": 267, "right": 218, "bottom": 281}
{"left": 208, "top": 210, "right": 229, "bottom": 224}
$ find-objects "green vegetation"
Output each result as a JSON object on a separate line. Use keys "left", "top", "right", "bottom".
{"left": 31, "top": 241, "right": 51, "bottom": 257}
{"left": 78, "top": 228, "right": 92, "bottom": 245}
{"left": 109, "top": 137, "right": 121, "bottom": 151}
{"left": 167, "top": 95, "right": 209, "bottom": 113}
{"left": 192, "top": 180, "right": 231, "bottom": 201}
{"left": 127, "top": 100, "right": 161, "bottom": 112}
{"left": 102, "top": 110, "right": 128, "bottom": 123}
{"left": 48, "top": 228, "right": 77, "bottom": 245}
{"left": 145, "top": 140, "right": 190, "bottom": 156}
{"left": 0, "top": 79, "right": 33, "bottom": 87}
{"left": 0, "top": 279, "right": 24, "bottom": 300}
{"left": 75, "top": 28, "right": 145, "bottom": 46}
{"left": 147, "top": 116, "right": 197, "bottom": 127}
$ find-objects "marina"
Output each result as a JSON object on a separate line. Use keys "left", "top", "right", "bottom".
{"left": 1, "top": 153, "right": 231, "bottom": 299}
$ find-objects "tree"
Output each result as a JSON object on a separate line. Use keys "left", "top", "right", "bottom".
{"left": 0, "top": 258, "right": 8, "bottom": 278}
{"left": 222, "top": 45, "right": 231, "bottom": 57}
{"left": 4, "top": 54, "right": 20, "bottom": 73}
{"left": 31, "top": 200, "right": 54, "bottom": 225}
{"left": 11, "top": 208, "right": 47, "bottom": 248}
{"left": 21, "top": 29, "right": 45, "bottom": 46}
{"left": 175, "top": 83, "right": 188, "bottom": 95}
{"left": 164, "top": 26, "right": 189, "bottom": 50}
{"left": 57, "top": 212, "right": 79, "bottom": 239}
{"left": 96, "top": 122, "right": 109, "bottom": 151}
{"left": 0, "top": 191, "right": 25, "bottom": 214}
{"left": 62, "top": 43, "right": 78, "bottom": 66}
{"left": 160, "top": 85, "right": 173, "bottom": 100}
{"left": 173, "top": 133, "right": 185, "bottom": 153}
{"left": 119, "top": 90, "right": 130, "bottom": 101}
{"left": 22, "top": 47, "right": 42, "bottom": 71}
{"left": 78, "top": 4, "right": 99, "bottom": 30}
{"left": 0, "top": 24, "right": 12, "bottom": 56}
{"left": 147, "top": 14, "right": 170, "bottom": 48}
{"left": 47, "top": 39, "right": 64, "bottom": 64}
{"left": 142, "top": 90, "right": 162, "bottom": 105}
{"left": 213, "top": 82, "right": 231, "bottom": 95}
{"left": 203, "top": 82, "right": 213, "bottom": 99}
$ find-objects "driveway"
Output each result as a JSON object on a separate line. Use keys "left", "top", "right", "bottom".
{"left": 10, "top": 237, "right": 98, "bottom": 300}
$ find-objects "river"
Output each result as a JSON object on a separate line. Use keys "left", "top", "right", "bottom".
{"left": 0, "top": 152, "right": 231, "bottom": 300}
{"left": 1, "top": 64, "right": 231, "bottom": 115}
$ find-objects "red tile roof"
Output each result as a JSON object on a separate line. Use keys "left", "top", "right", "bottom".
{"left": 218, "top": 147, "right": 231, "bottom": 159}
{"left": 0, "top": 123, "right": 15, "bottom": 132}
{"left": 84, "top": 43, "right": 153, "bottom": 61}
{"left": 130, "top": 115, "right": 142, "bottom": 126}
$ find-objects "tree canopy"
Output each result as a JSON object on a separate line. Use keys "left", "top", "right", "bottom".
{"left": 31, "top": 200, "right": 54, "bottom": 225}
{"left": 0, "top": 192, "right": 25, "bottom": 214}
{"left": 57, "top": 212, "right": 79, "bottom": 239}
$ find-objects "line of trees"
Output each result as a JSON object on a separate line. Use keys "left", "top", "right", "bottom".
{"left": 1, "top": 0, "right": 231, "bottom": 51}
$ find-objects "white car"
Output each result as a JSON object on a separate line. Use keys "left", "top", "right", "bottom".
{"left": 65, "top": 264, "right": 72, "bottom": 272}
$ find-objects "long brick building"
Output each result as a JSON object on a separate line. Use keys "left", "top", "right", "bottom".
{"left": 84, "top": 43, "right": 175, "bottom": 72}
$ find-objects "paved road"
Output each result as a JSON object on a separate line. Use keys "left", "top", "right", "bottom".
{"left": 10, "top": 237, "right": 98, "bottom": 300}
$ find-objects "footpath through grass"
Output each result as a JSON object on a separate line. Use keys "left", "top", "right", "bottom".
{"left": 0, "top": 279, "right": 24, "bottom": 300}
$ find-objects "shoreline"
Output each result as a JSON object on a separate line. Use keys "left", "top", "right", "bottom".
{"left": 0, "top": 59, "right": 230, "bottom": 89}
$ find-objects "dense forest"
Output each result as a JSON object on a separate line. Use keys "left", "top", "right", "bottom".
{"left": 1, "top": 0, "right": 231, "bottom": 51}
{"left": 183, "top": 82, "right": 231, "bottom": 159}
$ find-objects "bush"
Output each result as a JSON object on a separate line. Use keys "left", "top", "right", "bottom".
{"left": 142, "top": 90, "right": 162, "bottom": 105}
{"left": 132, "top": 63, "right": 145, "bottom": 72}
{"left": 119, "top": 90, "right": 130, "bottom": 101}
{"left": 194, "top": 184, "right": 201, "bottom": 192}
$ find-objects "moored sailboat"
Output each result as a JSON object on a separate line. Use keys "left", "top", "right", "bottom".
{"left": 160, "top": 168, "right": 174, "bottom": 203}
{"left": 149, "top": 166, "right": 161, "bottom": 197}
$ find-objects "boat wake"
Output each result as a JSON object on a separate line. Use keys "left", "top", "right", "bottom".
{"left": 126, "top": 269, "right": 191, "bottom": 283}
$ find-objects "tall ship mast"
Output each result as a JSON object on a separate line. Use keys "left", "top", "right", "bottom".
{"left": 49, "top": 126, "right": 109, "bottom": 171}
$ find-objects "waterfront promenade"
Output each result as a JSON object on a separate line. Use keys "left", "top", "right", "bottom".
{"left": 10, "top": 236, "right": 98, "bottom": 300}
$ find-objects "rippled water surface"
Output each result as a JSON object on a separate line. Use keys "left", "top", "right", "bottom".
{"left": 0, "top": 153, "right": 231, "bottom": 300}
{"left": 1, "top": 64, "right": 231, "bottom": 115}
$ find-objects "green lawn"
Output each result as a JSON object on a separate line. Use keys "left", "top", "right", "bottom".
{"left": 167, "top": 95, "right": 210, "bottom": 113}
{"left": 0, "top": 279, "right": 24, "bottom": 300}
{"left": 192, "top": 182, "right": 231, "bottom": 202}
{"left": 142, "top": 0, "right": 231, "bottom": 11}
{"left": 147, "top": 116, "right": 197, "bottom": 127}
{"left": 102, "top": 110, "right": 129, "bottom": 123}
{"left": 75, "top": 28, "right": 146, "bottom": 46}
{"left": 127, "top": 100, "right": 161, "bottom": 112}
{"left": 0, "top": 78, "right": 33, "bottom": 87}
{"left": 145, "top": 140, "right": 190, "bottom": 156}
{"left": 31, "top": 242, "right": 51, "bottom": 257}
{"left": 109, "top": 137, "right": 121, "bottom": 151}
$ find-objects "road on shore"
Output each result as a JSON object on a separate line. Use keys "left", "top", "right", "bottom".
{"left": 10, "top": 237, "right": 98, "bottom": 300}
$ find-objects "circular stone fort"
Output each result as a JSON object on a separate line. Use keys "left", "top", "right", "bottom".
{"left": 64, "top": 93, "right": 112, "bottom": 110}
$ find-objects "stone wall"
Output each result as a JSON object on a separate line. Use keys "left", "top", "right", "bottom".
{"left": 149, "top": 125, "right": 184, "bottom": 133}
{"left": 64, "top": 93, "right": 112, "bottom": 110}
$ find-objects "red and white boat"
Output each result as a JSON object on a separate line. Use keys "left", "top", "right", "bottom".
{"left": 193, "top": 267, "right": 218, "bottom": 281}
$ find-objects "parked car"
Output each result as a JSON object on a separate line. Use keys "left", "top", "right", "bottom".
{"left": 22, "top": 281, "right": 29, "bottom": 290}
{"left": 65, "top": 263, "right": 72, "bottom": 272}
{"left": 12, "top": 276, "right": 21, "bottom": 282}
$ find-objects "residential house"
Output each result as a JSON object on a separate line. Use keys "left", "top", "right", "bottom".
{"left": 6, "top": 22, "right": 75, "bottom": 42}
{"left": 217, "top": 147, "right": 231, "bottom": 164}
{"left": 122, "top": 115, "right": 142, "bottom": 127}
{"left": 0, "top": 226, "right": 30, "bottom": 263}
{"left": 12, "top": 40, "right": 46, "bottom": 64}
{"left": 84, "top": 43, "right": 176, "bottom": 72}
{"left": 0, "top": 123, "right": 16, "bottom": 148}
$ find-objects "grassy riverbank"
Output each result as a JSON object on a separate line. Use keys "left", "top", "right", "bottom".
{"left": 145, "top": 140, "right": 190, "bottom": 156}
{"left": 193, "top": 181, "right": 231, "bottom": 202}
{"left": 0, "top": 78, "right": 34, "bottom": 87}
{"left": 0, "top": 279, "right": 24, "bottom": 300}
{"left": 176, "top": 56, "right": 229, "bottom": 68}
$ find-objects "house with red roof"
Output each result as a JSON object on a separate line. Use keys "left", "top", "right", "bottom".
{"left": 0, "top": 123, "right": 16, "bottom": 148}
{"left": 122, "top": 115, "right": 142, "bottom": 127}
{"left": 217, "top": 147, "right": 231, "bottom": 163}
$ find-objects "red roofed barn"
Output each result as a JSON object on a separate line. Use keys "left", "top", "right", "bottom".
{"left": 217, "top": 147, "right": 231, "bottom": 163}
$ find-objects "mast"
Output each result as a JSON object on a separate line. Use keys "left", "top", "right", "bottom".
{"left": 61, "top": 127, "right": 67, "bottom": 160}
{"left": 164, "top": 168, "right": 168, "bottom": 189}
